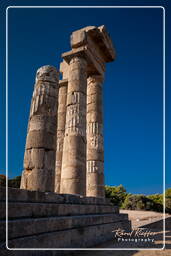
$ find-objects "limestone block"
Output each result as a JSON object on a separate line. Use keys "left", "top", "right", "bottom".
{"left": 31, "top": 149, "right": 44, "bottom": 169}
{"left": 87, "top": 160, "right": 104, "bottom": 174}
{"left": 87, "top": 111, "right": 103, "bottom": 123}
{"left": 58, "top": 93, "right": 67, "bottom": 105}
{"left": 66, "top": 91, "right": 85, "bottom": 106}
{"left": 65, "top": 111, "right": 86, "bottom": 136}
{"left": 87, "top": 174, "right": 104, "bottom": 188}
{"left": 20, "top": 170, "right": 28, "bottom": 189}
{"left": 36, "top": 65, "right": 59, "bottom": 83}
{"left": 56, "top": 131, "right": 65, "bottom": 152}
{"left": 26, "top": 130, "right": 56, "bottom": 150}
{"left": 1, "top": 202, "right": 118, "bottom": 220}
{"left": 44, "top": 151, "right": 55, "bottom": 170}
{"left": 24, "top": 148, "right": 55, "bottom": 171}
{"left": 67, "top": 57, "right": 87, "bottom": 94}
{"left": 71, "top": 29, "right": 87, "bottom": 48}
{"left": 69, "top": 67, "right": 87, "bottom": 81}
{"left": 30, "top": 90, "right": 57, "bottom": 117}
{"left": 87, "top": 93, "right": 102, "bottom": 105}
{"left": 28, "top": 115, "right": 56, "bottom": 135}
{"left": 86, "top": 75, "right": 104, "bottom": 198}
{"left": 87, "top": 122, "right": 103, "bottom": 135}
{"left": 4, "top": 213, "right": 131, "bottom": 248}
{"left": 87, "top": 102, "right": 102, "bottom": 114}
{"left": 87, "top": 148, "right": 104, "bottom": 161}
{"left": 87, "top": 135, "right": 103, "bottom": 151}
{"left": 67, "top": 79, "right": 87, "bottom": 94}
{"left": 33, "top": 81, "right": 58, "bottom": 98}
{"left": 60, "top": 178, "right": 85, "bottom": 196}
{"left": 22, "top": 168, "right": 55, "bottom": 192}
{"left": 60, "top": 60, "right": 69, "bottom": 80}
{"left": 24, "top": 150, "right": 33, "bottom": 169}
{"left": 57, "top": 113, "right": 66, "bottom": 131}
{"left": 62, "top": 135, "right": 86, "bottom": 162}
{"left": 66, "top": 104, "right": 86, "bottom": 117}
{"left": 98, "top": 25, "right": 116, "bottom": 61}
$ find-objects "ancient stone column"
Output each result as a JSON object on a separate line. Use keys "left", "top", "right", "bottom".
{"left": 86, "top": 75, "right": 105, "bottom": 198}
{"left": 55, "top": 80, "right": 67, "bottom": 193}
{"left": 20, "top": 65, "right": 59, "bottom": 192}
{"left": 60, "top": 56, "right": 87, "bottom": 196}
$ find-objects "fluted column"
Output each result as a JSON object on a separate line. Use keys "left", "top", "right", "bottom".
{"left": 60, "top": 56, "right": 87, "bottom": 196}
{"left": 86, "top": 75, "right": 105, "bottom": 197}
{"left": 20, "top": 66, "right": 59, "bottom": 192}
{"left": 55, "top": 80, "right": 67, "bottom": 193}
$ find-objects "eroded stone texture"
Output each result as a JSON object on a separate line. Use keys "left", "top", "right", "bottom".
{"left": 58, "top": 25, "right": 115, "bottom": 197}
{"left": 20, "top": 65, "right": 59, "bottom": 192}
{"left": 86, "top": 75, "right": 105, "bottom": 197}
{"left": 55, "top": 79, "right": 67, "bottom": 193}
{"left": 60, "top": 56, "right": 87, "bottom": 196}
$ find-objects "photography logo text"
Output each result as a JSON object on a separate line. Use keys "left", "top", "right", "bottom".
{"left": 112, "top": 228, "right": 156, "bottom": 243}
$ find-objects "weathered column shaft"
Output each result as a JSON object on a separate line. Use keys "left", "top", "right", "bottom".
{"left": 20, "top": 66, "right": 59, "bottom": 192}
{"left": 60, "top": 56, "right": 87, "bottom": 196}
{"left": 86, "top": 75, "right": 105, "bottom": 197}
{"left": 55, "top": 81, "right": 67, "bottom": 193}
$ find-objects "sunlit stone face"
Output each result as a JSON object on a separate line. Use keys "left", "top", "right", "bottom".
{"left": 36, "top": 65, "right": 59, "bottom": 83}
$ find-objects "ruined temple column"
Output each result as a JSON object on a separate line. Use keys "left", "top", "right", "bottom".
{"left": 60, "top": 56, "right": 87, "bottom": 196}
{"left": 86, "top": 75, "right": 105, "bottom": 198}
{"left": 55, "top": 80, "right": 67, "bottom": 193}
{"left": 20, "top": 66, "right": 59, "bottom": 192}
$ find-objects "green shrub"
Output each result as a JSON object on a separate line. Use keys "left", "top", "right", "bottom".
{"left": 105, "top": 185, "right": 127, "bottom": 207}
{"left": 165, "top": 188, "right": 171, "bottom": 213}
{"left": 8, "top": 176, "right": 21, "bottom": 188}
{"left": 121, "top": 194, "right": 163, "bottom": 212}
{"left": 147, "top": 194, "right": 163, "bottom": 205}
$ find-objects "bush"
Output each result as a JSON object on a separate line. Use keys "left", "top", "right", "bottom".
{"left": 147, "top": 194, "right": 163, "bottom": 205}
{"left": 0, "top": 174, "right": 21, "bottom": 188}
{"left": 165, "top": 188, "right": 171, "bottom": 213}
{"left": 122, "top": 194, "right": 147, "bottom": 210}
{"left": 105, "top": 185, "right": 171, "bottom": 213}
{"left": 105, "top": 185, "right": 127, "bottom": 207}
{"left": 121, "top": 194, "right": 163, "bottom": 212}
{"left": 8, "top": 176, "right": 21, "bottom": 188}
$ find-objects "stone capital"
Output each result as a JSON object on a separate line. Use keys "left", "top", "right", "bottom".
{"left": 59, "top": 79, "right": 68, "bottom": 88}
{"left": 87, "top": 75, "right": 104, "bottom": 86}
{"left": 62, "top": 46, "right": 105, "bottom": 77}
{"left": 70, "top": 25, "right": 116, "bottom": 62}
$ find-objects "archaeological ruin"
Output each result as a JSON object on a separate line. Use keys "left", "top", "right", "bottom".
{"left": 20, "top": 25, "right": 114, "bottom": 198}
{"left": 1, "top": 25, "right": 131, "bottom": 251}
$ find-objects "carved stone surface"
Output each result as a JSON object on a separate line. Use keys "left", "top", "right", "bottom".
{"left": 12, "top": 25, "right": 134, "bottom": 251}
{"left": 86, "top": 75, "right": 105, "bottom": 197}
{"left": 21, "top": 25, "right": 115, "bottom": 197}
{"left": 55, "top": 81, "right": 67, "bottom": 193}
{"left": 20, "top": 66, "right": 59, "bottom": 192}
{"left": 60, "top": 56, "right": 87, "bottom": 196}
{"left": 1, "top": 187, "right": 131, "bottom": 250}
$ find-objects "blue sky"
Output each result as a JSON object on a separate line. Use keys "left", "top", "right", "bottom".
{"left": 0, "top": 0, "right": 171, "bottom": 195}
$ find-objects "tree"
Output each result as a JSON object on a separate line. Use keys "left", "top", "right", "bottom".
{"left": 165, "top": 188, "right": 171, "bottom": 198}
{"left": 121, "top": 194, "right": 163, "bottom": 212}
{"left": 105, "top": 185, "right": 127, "bottom": 207}
{"left": 8, "top": 176, "right": 21, "bottom": 188}
{"left": 165, "top": 188, "right": 171, "bottom": 213}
